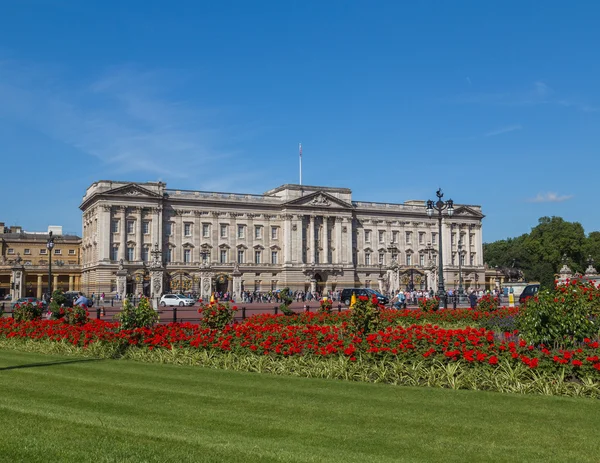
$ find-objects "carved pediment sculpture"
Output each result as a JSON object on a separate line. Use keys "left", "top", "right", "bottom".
{"left": 309, "top": 194, "right": 331, "bottom": 207}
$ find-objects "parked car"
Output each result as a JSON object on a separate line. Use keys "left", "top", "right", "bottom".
{"left": 159, "top": 294, "right": 195, "bottom": 307}
{"left": 340, "top": 288, "right": 389, "bottom": 306}
{"left": 519, "top": 284, "right": 540, "bottom": 304}
{"left": 12, "top": 297, "right": 47, "bottom": 309}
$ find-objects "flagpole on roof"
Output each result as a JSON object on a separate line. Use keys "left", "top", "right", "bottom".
{"left": 299, "top": 142, "right": 302, "bottom": 185}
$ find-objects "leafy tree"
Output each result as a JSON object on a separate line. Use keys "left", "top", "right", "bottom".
{"left": 484, "top": 216, "right": 596, "bottom": 289}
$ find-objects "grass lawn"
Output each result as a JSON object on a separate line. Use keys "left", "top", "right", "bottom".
{"left": 0, "top": 349, "right": 599, "bottom": 463}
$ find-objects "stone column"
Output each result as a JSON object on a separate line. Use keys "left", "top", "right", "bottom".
{"left": 69, "top": 275, "right": 74, "bottom": 292}
{"left": 99, "top": 205, "right": 111, "bottom": 261}
{"left": 292, "top": 215, "right": 302, "bottom": 264}
{"left": 135, "top": 207, "right": 142, "bottom": 261}
{"left": 284, "top": 215, "right": 292, "bottom": 264}
{"left": 308, "top": 215, "right": 315, "bottom": 264}
{"left": 11, "top": 268, "right": 24, "bottom": 300}
{"left": 53, "top": 275, "right": 58, "bottom": 291}
{"left": 36, "top": 275, "right": 43, "bottom": 299}
{"left": 120, "top": 206, "right": 127, "bottom": 261}
{"left": 323, "top": 216, "right": 330, "bottom": 264}
{"left": 344, "top": 217, "right": 352, "bottom": 265}
{"left": 200, "top": 271, "right": 213, "bottom": 300}
{"left": 334, "top": 217, "right": 342, "bottom": 265}
{"left": 116, "top": 268, "right": 128, "bottom": 300}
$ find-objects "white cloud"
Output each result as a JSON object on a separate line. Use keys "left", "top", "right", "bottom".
{"left": 0, "top": 61, "right": 237, "bottom": 178}
{"left": 484, "top": 125, "right": 522, "bottom": 137}
{"left": 527, "top": 192, "right": 574, "bottom": 203}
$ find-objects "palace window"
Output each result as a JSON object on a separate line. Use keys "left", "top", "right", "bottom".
{"left": 111, "top": 220, "right": 119, "bottom": 233}
{"left": 237, "top": 249, "right": 245, "bottom": 264}
{"left": 432, "top": 233, "right": 437, "bottom": 245}
{"left": 392, "top": 231, "right": 398, "bottom": 243}
{"left": 184, "top": 223, "right": 192, "bottom": 237}
{"left": 255, "top": 250, "right": 261, "bottom": 264}
{"left": 365, "top": 252, "right": 371, "bottom": 266}
{"left": 68, "top": 249, "right": 76, "bottom": 255}
{"left": 379, "top": 230, "right": 385, "bottom": 243}
{"left": 54, "top": 249, "right": 62, "bottom": 255}
{"left": 379, "top": 252, "right": 385, "bottom": 264}
{"left": 111, "top": 246, "right": 118, "bottom": 261}
{"left": 166, "top": 223, "right": 173, "bottom": 236}
{"left": 143, "top": 221, "right": 150, "bottom": 235}
{"left": 271, "top": 251, "right": 278, "bottom": 264}
{"left": 127, "top": 220, "right": 135, "bottom": 234}
{"left": 238, "top": 225, "right": 245, "bottom": 239}
{"left": 166, "top": 248, "right": 172, "bottom": 263}
{"left": 255, "top": 226, "right": 262, "bottom": 239}
{"left": 202, "top": 223, "right": 210, "bottom": 238}
{"left": 364, "top": 230, "right": 371, "bottom": 242}
{"left": 220, "top": 224, "right": 228, "bottom": 238}
{"left": 39, "top": 249, "right": 47, "bottom": 255}
{"left": 460, "top": 253, "right": 465, "bottom": 266}
{"left": 405, "top": 231, "right": 412, "bottom": 244}
{"left": 142, "top": 247, "right": 149, "bottom": 262}
{"left": 406, "top": 254, "right": 412, "bottom": 266}
{"left": 183, "top": 249, "right": 191, "bottom": 263}
{"left": 127, "top": 247, "right": 134, "bottom": 261}
{"left": 24, "top": 249, "right": 30, "bottom": 255}
{"left": 220, "top": 249, "right": 227, "bottom": 264}
{"left": 271, "top": 226, "right": 278, "bottom": 239}
{"left": 391, "top": 251, "right": 398, "bottom": 261}
{"left": 419, "top": 254, "right": 425, "bottom": 266}
{"left": 418, "top": 232, "right": 425, "bottom": 245}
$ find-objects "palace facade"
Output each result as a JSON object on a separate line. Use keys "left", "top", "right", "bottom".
{"left": 0, "top": 224, "right": 82, "bottom": 300}
{"left": 79, "top": 181, "right": 486, "bottom": 300}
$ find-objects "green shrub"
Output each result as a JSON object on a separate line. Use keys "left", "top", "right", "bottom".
{"left": 48, "top": 289, "right": 67, "bottom": 320}
{"left": 418, "top": 297, "right": 440, "bottom": 312}
{"left": 348, "top": 295, "right": 380, "bottom": 334}
{"left": 477, "top": 294, "right": 500, "bottom": 312}
{"left": 198, "top": 301, "right": 237, "bottom": 329}
{"left": 516, "top": 280, "right": 600, "bottom": 346}
{"left": 116, "top": 296, "right": 158, "bottom": 330}
{"left": 63, "top": 305, "right": 89, "bottom": 326}
{"left": 319, "top": 298, "right": 333, "bottom": 314}
{"left": 278, "top": 287, "right": 294, "bottom": 316}
{"left": 13, "top": 301, "right": 44, "bottom": 322}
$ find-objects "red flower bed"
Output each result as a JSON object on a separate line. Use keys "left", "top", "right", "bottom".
{"left": 1, "top": 316, "right": 599, "bottom": 377}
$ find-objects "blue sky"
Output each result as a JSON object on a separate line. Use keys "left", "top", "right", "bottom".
{"left": 1, "top": 1, "right": 598, "bottom": 243}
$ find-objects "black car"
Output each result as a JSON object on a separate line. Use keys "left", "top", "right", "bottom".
{"left": 519, "top": 284, "right": 540, "bottom": 304}
{"left": 340, "top": 288, "right": 389, "bottom": 305}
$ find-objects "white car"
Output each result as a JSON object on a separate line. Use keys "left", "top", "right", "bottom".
{"left": 159, "top": 294, "right": 195, "bottom": 307}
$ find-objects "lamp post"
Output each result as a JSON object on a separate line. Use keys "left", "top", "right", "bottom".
{"left": 457, "top": 240, "right": 464, "bottom": 299}
{"left": 46, "top": 231, "right": 55, "bottom": 300}
{"left": 426, "top": 189, "right": 454, "bottom": 309}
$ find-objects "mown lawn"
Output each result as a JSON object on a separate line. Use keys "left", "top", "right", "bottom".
{"left": 0, "top": 349, "right": 598, "bottom": 463}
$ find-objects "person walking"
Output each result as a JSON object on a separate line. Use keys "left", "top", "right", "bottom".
{"left": 469, "top": 291, "right": 478, "bottom": 309}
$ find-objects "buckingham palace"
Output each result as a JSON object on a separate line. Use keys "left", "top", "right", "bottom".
{"left": 79, "top": 181, "right": 485, "bottom": 300}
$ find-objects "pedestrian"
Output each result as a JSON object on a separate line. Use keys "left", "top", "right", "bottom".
{"left": 100, "top": 292, "right": 105, "bottom": 304}
{"left": 469, "top": 291, "right": 478, "bottom": 309}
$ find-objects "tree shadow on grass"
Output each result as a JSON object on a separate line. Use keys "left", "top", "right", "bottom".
{"left": 0, "top": 358, "right": 104, "bottom": 371}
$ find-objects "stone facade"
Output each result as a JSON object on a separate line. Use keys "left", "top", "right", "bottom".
{"left": 80, "top": 181, "right": 485, "bottom": 299}
{"left": 0, "top": 224, "right": 82, "bottom": 300}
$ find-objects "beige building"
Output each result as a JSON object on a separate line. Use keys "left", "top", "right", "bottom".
{"left": 80, "top": 181, "right": 485, "bottom": 300}
{"left": 0, "top": 224, "right": 81, "bottom": 300}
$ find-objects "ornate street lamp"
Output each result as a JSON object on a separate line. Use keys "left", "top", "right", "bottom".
{"left": 46, "top": 231, "right": 55, "bottom": 300}
{"left": 426, "top": 189, "right": 454, "bottom": 309}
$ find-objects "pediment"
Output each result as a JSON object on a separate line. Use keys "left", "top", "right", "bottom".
{"left": 104, "top": 184, "right": 163, "bottom": 199}
{"left": 284, "top": 191, "right": 353, "bottom": 209}
{"left": 453, "top": 206, "right": 484, "bottom": 218}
